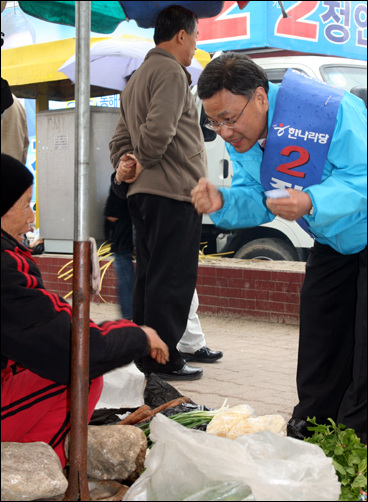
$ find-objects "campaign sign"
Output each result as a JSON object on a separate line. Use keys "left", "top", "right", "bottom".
{"left": 260, "top": 68, "right": 344, "bottom": 233}
{"left": 261, "top": 69, "right": 344, "bottom": 192}
{"left": 197, "top": 1, "right": 367, "bottom": 61}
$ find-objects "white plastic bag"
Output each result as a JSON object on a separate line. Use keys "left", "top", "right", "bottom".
{"left": 95, "top": 363, "right": 145, "bottom": 410}
{"left": 123, "top": 414, "right": 340, "bottom": 501}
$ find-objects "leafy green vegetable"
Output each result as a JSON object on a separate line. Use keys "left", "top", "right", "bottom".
{"left": 304, "top": 417, "right": 367, "bottom": 501}
{"left": 138, "top": 409, "right": 218, "bottom": 448}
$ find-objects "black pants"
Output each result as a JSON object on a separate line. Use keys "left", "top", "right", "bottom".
{"left": 293, "top": 241, "right": 367, "bottom": 433}
{"left": 128, "top": 193, "right": 202, "bottom": 371}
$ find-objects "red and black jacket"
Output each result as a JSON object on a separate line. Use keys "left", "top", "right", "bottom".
{"left": 1, "top": 230, "right": 148, "bottom": 385}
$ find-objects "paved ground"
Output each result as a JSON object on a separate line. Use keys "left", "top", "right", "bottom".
{"left": 90, "top": 302, "right": 300, "bottom": 422}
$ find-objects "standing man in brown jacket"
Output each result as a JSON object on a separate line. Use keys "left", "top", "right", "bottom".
{"left": 109, "top": 5, "right": 217, "bottom": 380}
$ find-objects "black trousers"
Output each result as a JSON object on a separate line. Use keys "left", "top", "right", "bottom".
{"left": 128, "top": 193, "right": 202, "bottom": 371}
{"left": 293, "top": 241, "right": 367, "bottom": 433}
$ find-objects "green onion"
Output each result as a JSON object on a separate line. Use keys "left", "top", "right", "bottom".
{"left": 137, "top": 406, "right": 227, "bottom": 447}
{"left": 169, "top": 410, "right": 218, "bottom": 427}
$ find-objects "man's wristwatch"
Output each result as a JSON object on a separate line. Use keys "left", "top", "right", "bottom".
{"left": 308, "top": 206, "right": 314, "bottom": 216}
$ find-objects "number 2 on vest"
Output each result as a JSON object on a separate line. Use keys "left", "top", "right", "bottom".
{"left": 276, "top": 145, "right": 310, "bottom": 178}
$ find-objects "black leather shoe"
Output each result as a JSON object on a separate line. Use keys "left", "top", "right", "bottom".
{"left": 179, "top": 346, "right": 223, "bottom": 363}
{"left": 153, "top": 363, "right": 203, "bottom": 381}
{"left": 287, "top": 417, "right": 312, "bottom": 440}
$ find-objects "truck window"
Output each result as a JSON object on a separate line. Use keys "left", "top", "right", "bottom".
{"left": 264, "top": 68, "right": 308, "bottom": 84}
{"left": 320, "top": 65, "right": 367, "bottom": 92}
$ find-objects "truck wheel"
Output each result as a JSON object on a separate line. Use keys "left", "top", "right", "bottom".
{"left": 234, "top": 238, "right": 298, "bottom": 261}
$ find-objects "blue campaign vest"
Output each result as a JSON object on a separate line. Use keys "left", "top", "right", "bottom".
{"left": 260, "top": 69, "right": 344, "bottom": 233}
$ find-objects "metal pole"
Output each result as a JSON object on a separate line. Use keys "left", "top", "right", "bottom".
{"left": 63, "top": 1, "right": 91, "bottom": 500}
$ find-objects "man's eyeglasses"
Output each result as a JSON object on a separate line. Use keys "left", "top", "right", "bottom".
{"left": 204, "top": 91, "right": 255, "bottom": 131}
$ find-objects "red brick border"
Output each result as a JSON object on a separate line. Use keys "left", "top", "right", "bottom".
{"left": 196, "top": 263, "right": 304, "bottom": 325}
{"left": 34, "top": 255, "right": 305, "bottom": 325}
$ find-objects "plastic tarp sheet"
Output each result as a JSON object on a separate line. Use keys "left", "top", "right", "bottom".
{"left": 18, "top": 1, "right": 127, "bottom": 34}
{"left": 124, "top": 414, "right": 341, "bottom": 501}
{"left": 17, "top": 1, "right": 233, "bottom": 32}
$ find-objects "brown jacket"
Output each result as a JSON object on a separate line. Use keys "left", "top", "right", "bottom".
{"left": 109, "top": 48, "right": 207, "bottom": 202}
{"left": 1, "top": 94, "right": 29, "bottom": 164}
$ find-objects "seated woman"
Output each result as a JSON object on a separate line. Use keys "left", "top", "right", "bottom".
{"left": 1, "top": 153, "right": 169, "bottom": 467}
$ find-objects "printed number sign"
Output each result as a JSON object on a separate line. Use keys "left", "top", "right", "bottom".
{"left": 276, "top": 146, "right": 310, "bottom": 179}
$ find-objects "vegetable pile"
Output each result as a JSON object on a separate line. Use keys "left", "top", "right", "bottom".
{"left": 131, "top": 399, "right": 367, "bottom": 501}
{"left": 138, "top": 409, "right": 220, "bottom": 447}
{"left": 304, "top": 417, "right": 367, "bottom": 501}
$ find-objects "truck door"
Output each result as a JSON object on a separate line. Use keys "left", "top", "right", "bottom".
{"left": 199, "top": 105, "right": 231, "bottom": 189}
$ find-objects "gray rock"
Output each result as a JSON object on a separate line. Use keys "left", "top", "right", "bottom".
{"left": 1, "top": 442, "right": 68, "bottom": 501}
{"left": 65, "top": 425, "right": 147, "bottom": 482}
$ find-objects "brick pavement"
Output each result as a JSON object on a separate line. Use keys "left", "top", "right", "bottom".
{"left": 90, "top": 302, "right": 300, "bottom": 422}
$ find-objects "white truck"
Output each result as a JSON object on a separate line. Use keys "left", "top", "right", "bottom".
{"left": 194, "top": 55, "right": 367, "bottom": 261}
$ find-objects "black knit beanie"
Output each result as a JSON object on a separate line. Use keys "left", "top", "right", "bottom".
{"left": 1, "top": 153, "right": 34, "bottom": 217}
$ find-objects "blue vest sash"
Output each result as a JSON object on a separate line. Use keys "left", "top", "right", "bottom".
{"left": 260, "top": 69, "right": 344, "bottom": 234}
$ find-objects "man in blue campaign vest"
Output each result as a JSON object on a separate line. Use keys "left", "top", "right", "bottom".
{"left": 192, "top": 52, "right": 367, "bottom": 443}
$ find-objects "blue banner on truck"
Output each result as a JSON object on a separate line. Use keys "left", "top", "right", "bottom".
{"left": 196, "top": 1, "right": 367, "bottom": 61}
{"left": 3, "top": 1, "right": 366, "bottom": 60}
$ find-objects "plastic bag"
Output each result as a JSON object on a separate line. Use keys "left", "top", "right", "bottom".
{"left": 206, "top": 404, "right": 256, "bottom": 438}
{"left": 96, "top": 363, "right": 145, "bottom": 410}
{"left": 123, "top": 414, "right": 340, "bottom": 501}
{"left": 144, "top": 373, "right": 194, "bottom": 408}
{"left": 206, "top": 405, "right": 287, "bottom": 439}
